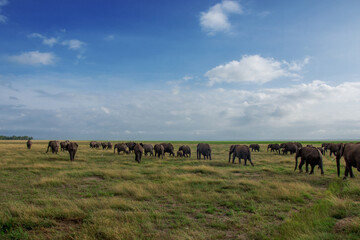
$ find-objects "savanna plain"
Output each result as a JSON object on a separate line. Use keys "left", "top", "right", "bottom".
{"left": 0, "top": 140, "right": 359, "bottom": 240}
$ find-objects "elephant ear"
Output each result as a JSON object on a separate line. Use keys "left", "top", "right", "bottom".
{"left": 75, "top": 142, "right": 78, "bottom": 147}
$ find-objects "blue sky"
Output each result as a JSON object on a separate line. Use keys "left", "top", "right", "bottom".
{"left": 1, "top": 0, "right": 360, "bottom": 140}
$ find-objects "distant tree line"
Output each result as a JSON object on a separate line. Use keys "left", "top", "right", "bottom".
{"left": 0, "top": 135, "right": 33, "bottom": 140}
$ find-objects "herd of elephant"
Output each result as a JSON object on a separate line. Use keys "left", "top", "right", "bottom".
{"left": 26, "top": 140, "right": 360, "bottom": 180}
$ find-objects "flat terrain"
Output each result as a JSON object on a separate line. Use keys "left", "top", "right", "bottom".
{"left": 0, "top": 140, "right": 359, "bottom": 240}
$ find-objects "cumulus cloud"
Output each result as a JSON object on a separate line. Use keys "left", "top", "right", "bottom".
{"left": 205, "top": 55, "right": 306, "bottom": 86}
{"left": 61, "top": 39, "right": 85, "bottom": 50}
{"left": 28, "top": 33, "right": 58, "bottom": 47}
{"left": 0, "top": 0, "right": 9, "bottom": 23}
{"left": 8, "top": 51, "right": 56, "bottom": 66}
{"left": 200, "top": 0, "right": 243, "bottom": 35}
{"left": 1, "top": 75, "right": 360, "bottom": 140}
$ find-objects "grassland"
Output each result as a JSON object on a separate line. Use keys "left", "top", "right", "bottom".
{"left": 0, "top": 140, "right": 359, "bottom": 240}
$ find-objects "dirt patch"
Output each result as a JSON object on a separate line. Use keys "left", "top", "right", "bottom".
{"left": 83, "top": 175, "right": 104, "bottom": 181}
{"left": 333, "top": 217, "right": 358, "bottom": 233}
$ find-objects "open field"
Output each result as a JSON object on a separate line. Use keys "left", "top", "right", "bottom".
{"left": 0, "top": 140, "right": 359, "bottom": 240}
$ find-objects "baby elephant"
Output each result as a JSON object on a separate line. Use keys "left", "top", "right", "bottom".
{"left": 177, "top": 151, "right": 183, "bottom": 157}
{"left": 67, "top": 142, "right": 78, "bottom": 161}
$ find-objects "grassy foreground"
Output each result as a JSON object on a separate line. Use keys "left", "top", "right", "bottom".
{"left": 0, "top": 140, "right": 359, "bottom": 240}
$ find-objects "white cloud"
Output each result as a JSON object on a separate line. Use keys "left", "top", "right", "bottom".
{"left": 28, "top": 33, "right": 58, "bottom": 47}
{"left": 205, "top": 55, "right": 304, "bottom": 86}
{"left": 43, "top": 37, "right": 58, "bottom": 47}
{"left": 2, "top": 74, "right": 360, "bottom": 140}
{"left": 61, "top": 39, "right": 85, "bottom": 50}
{"left": 200, "top": 0, "right": 243, "bottom": 35}
{"left": 8, "top": 51, "right": 56, "bottom": 66}
{"left": 283, "top": 57, "right": 310, "bottom": 71}
{"left": 0, "top": 0, "right": 9, "bottom": 23}
{"left": 101, "top": 106, "right": 110, "bottom": 114}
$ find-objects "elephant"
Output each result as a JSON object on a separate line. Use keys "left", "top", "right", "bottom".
{"left": 197, "top": 143, "right": 211, "bottom": 160}
{"left": 178, "top": 145, "right": 191, "bottom": 157}
{"left": 295, "top": 146, "right": 323, "bottom": 175}
{"left": 229, "top": 145, "right": 254, "bottom": 166}
{"left": 26, "top": 140, "right": 32, "bottom": 149}
{"left": 60, "top": 141, "right": 69, "bottom": 151}
{"left": 134, "top": 143, "right": 143, "bottom": 163}
{"left": 126, "top": 142, "right": 137, "bottom": 152}
{"left": 327, "top": 143, "right": 342, "bottom": 157}
{"left": 249, "top": 144, "right": 260, "bottom": 152}
{"left": 101, "top": 142, "right": 108, "bottom": 150}
{"left": 280, "top": 142, "right": 297, "bottom": 155}
{"left": 140, "top": 143, "right": 154, "bottom": 156}
{"left": 267, "top": 144, "right": 280, "bottom": 154}
{"left": 67, "top": 142, "right": 78, "bottom": 161}
{"left": 114, "top": 143, "right": 129, "bottom": 154}
{"left": 90, "top": 141, "right": 100, "bottom": 148}
{"left": 336, "top": 143, "right": 360, "bottom": 179}
{"left": 322, "top": 143, "right": 330, "bottom": 154}
{"left": 154, "top": 144, "right": 165, "bottom": 159}
{"left": 160, "top": 143, "right": 175, "bottom": 157}
{"left": 177, "top": 151, "right": 183, "bottom": 157}
{"left": 46, "top": 140, "right": 59, "bottom": 154}
{"left": 293, "top": 142, "right": 302, "bottom": 149}
{"left": 107, "top": 142, "right": 112, "bottom": 149}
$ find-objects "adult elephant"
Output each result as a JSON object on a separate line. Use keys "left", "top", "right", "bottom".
{"left": 126, "top": 142, "right": 137, "bottom": 152}
{"left": 101, "top": 142, "right": 108, "bottom": 150}
{"left": 228, "top": 145, "right": 239, "bottom": 162}
{"left": 249, "top": 144, "right": 260, "bottom": 152}
{"left": 229, "top": 145, "right": 254, "bottom": 166}
{"left": 336, "top": 143, "right": 360, "bottom": 179}
{"left": 160, "top": 143, "right": 175, "bottom": 157}
{"left": 107, "top": 142, "right": 112, "bottom": 149}
{"left": 26, "top": 140, "right": 32, "bottom": 149}
{"left": 267, "top": 144, "right": 280, "bottom": 154}
{"left": 328, "top": 143, "right": 342, "bottom": 157}
{"left": 295, "top": 146, "right": 323, "bottom": 175}
{"left": 46, "top": 140, "right": 59, "bottom": 154}
{"left": 154, "top": 144, "right": 165, "bottom": 158}
{"left": 197, "top": 143, "right": 211, "bottom": 160}
{"left": 60, "top": 141, "right": 69, "bottom": 151}
{"left": 67, "top": 142, "right": 78, "bottom": 161}
{"left": 293, "top": 142, "right": 302, "bottom": 149}
{"left": 280, "top": 142, "right": 297, "bottom": 155}
{"left": 90, "top": 141, "right": 100, "bottom": 148}
{"left": 141, "top": 143, "right": 154, "bottom": 156}
{"left": 178, "top": 145, "right": 191, "bottom": 157}
{"left": 134, "top": 143, "right": 143, "bottom": 163}
{"left": 114, "top": 143, "right": 129, "bottom": 154}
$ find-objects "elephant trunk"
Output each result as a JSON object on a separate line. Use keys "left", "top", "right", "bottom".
{"left": 294, "top": 147, "right": 300, "bottom": 171}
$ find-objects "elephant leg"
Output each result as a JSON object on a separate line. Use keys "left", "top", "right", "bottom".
{"left": 298, "top": 160, "right": 304, "bottom": 173}
{"left": 305, "top": 162, "right": 309, "bottom": 173}
{"left": 244, "top": 158, "right": 247, "bottom": 165}
{"left": 349, "top": 166, "right": 355, "bottom": 178}
{"left": 309, "top": 165, "right": 314, "bottom": 174}
{"left": 248, "top": 157, "right": 254, "bottom": 166}
{"left": 343, "top": 166, "right": 349, "bottom": 180}
{"left": 232, "top": 154, "right": 236, "bottom": 164}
